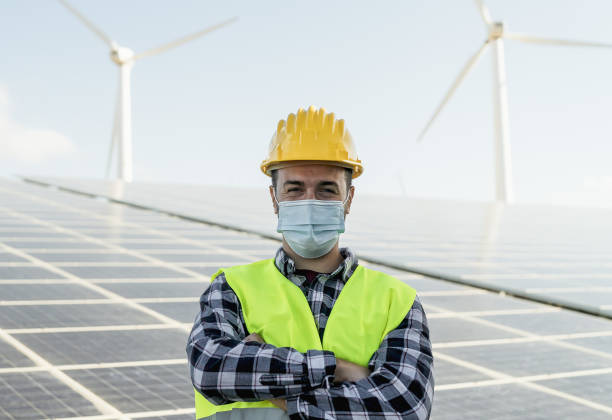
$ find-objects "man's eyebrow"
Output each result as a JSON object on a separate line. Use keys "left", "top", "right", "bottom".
{"left": 318, "top": 181, "right": 340, "bottom": 188}
{"left": 283, "top": 180, "right": 305, "bottom": 187}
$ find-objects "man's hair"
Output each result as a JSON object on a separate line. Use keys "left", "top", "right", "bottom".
{"left": 271, "top": 167, "right": 353, "bottom": 195}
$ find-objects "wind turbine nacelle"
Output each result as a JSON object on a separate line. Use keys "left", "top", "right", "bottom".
{"left": 110, "top": 46, "right": 135, "bottom": 65}
{"left": 489, "top": 22, "right": 506, "bottom": 40}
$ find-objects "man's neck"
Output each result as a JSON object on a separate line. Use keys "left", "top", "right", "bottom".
{"left": 281, "top": 240, "right": 343, "bottom": 273}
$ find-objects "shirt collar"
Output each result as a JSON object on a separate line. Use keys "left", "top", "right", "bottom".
{"left": 273, "top": 246, "right": 358, "bottom": 286}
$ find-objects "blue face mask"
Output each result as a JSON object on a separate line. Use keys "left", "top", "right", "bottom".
{"left": 276, "top": 197, "right": 347, "bottom": 259}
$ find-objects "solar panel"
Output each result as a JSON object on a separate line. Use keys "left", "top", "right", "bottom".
{"left": 0, "top": 177, "right": 610, "bottom": 419}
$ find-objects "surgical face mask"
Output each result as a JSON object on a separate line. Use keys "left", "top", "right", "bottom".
{"left": 275, "top": 194, "right": 348, "bottom": 259}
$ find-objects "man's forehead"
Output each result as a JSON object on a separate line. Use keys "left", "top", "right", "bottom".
{"left": 277, "top": 164, "right": 345, "bottom": 181}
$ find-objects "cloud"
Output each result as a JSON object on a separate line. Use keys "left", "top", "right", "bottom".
{"left": 0, "top": 86, "right": 76, "bottom": 165}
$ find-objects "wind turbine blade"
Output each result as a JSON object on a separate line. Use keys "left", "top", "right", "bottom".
{"left": 57, "top": 0, "right": 113, "bottom": 47}
{"left": 132, "top": 16, "right": 238, "bottom": 61}
{"left": 417, "top": 41, "right": 490, "bottom": 142}
{"left": 474, "top": 0, "right": 492, "bottom": 25}
{"left": 505, "top": 32, "right": 612, "bottom": 48}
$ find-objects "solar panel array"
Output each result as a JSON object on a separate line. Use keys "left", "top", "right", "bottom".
{"left": 28, "top": 176, "right": 612, "bottom": 319}
{"left": 1, "top": 177, "right": 611, "bottom": 419}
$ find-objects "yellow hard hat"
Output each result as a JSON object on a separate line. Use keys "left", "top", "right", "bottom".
{"left": 260, "top": 106, "right": 363, "bottom": 178}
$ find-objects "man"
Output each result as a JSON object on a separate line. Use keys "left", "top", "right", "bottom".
{"left": 187, "top": 106, "right": 434, "bottom": 419}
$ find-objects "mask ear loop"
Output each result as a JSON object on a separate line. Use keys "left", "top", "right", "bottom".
{"left": 342, "top": 191, "right": 351, "bottom": 207}
{"left": 272, "top": 187, "right": 279, "bottom": 205}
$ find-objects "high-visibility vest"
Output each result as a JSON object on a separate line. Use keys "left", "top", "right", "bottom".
{"left": 194, "top": 258, "right": 417, "bottom": 419}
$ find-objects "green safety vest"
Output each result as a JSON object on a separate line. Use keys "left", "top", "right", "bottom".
{"left": 194, "top": 258, "right": 417, "bottom": 419}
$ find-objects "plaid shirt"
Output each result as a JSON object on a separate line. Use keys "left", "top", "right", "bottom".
{"left": 187, "top": 247, "right": 434, "bottom": 419}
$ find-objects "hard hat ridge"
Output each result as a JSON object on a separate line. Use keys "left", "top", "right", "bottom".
{"left": 261, "top": 106, "right": 363, "bottom": 178}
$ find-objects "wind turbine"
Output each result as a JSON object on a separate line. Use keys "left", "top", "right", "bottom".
{"left": 417, "top": 0, "right": 612, "bottom": 203}
{"left": 57, "top": 0, "right": 237, "bottom": 182}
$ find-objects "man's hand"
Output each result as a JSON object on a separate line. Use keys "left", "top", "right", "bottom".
{"left": 268, "top": 398, "right": 287, "bottom": 411}
{"left": 334, "top": 357, "right": 371, "bottom": 383}
{"left": 244, "top": 333, "right": 265, "bottom": 344}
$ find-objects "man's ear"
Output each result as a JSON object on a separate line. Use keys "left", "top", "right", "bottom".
{"left": 344, "top": 186, "right": 355, "bottom": 215}
{"left": 269, "top": 186, "right": 279, "bottom": 215}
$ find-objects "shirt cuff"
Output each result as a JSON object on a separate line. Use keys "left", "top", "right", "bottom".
{"left": 286, "top": 395, "right": 303, "bottom": 420}
{"left": 305, "top": 349, "right": 336, "bottom": 389}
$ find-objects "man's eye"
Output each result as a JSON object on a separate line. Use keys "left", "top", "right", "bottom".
{"left": 287, "top": 188, "right": 300, "bottom": 192}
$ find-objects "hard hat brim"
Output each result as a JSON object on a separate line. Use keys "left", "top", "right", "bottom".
{"left": 261, "top": 159, "right": 363, "bottom": 179}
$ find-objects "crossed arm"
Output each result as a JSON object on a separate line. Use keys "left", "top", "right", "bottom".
{"left": 186, "top": 274, "right": 434, "bottom": 419}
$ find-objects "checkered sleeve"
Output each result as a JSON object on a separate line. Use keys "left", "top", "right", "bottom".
{"left": 186, "top": 272, "right": 337, "bottom": 405}
{"left": 285, "top": 296, "right": 434, "bottom": 419}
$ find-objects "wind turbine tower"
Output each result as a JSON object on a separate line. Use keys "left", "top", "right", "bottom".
{"left": 58, "top": 0, "right": 237, "bottom": 182}
{"left": 417, "top": 0, "right": 612, "bottom": 203}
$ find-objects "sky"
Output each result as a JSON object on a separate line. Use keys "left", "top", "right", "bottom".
{"left": 1, "top": 0, "right": 612, "bottom": 208}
